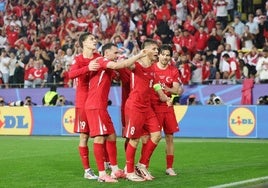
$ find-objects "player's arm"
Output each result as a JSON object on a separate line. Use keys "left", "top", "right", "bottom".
{"left": 163, "top": 82, "right": 184, "bottom": 96}
{"left": 105, "top": 49, "right": 147, "bottom": 69}
{"left": 68, "top": 59, "right": 100, "bottom": 79}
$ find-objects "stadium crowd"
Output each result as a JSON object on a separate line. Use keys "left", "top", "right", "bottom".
{"left": 1, "top": 0, "right": 268, "bottom": 89}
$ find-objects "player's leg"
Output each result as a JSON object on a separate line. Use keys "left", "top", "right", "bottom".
{"left": 75, "top": 108, "right": 98, "bottom": 179}
{"left": 163, "top": 111, "right": 179, "bottom": 176}
{"left": 124, "top": 107, "right": 145, "bottom": 181}
{"left": 106, "top": 133, "right": 125, "bottom": 179}
{"left": 165, "top": 134, "right": 177, "bottom": 176}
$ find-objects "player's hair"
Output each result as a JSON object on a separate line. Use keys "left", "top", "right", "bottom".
{"left": 78, "top": 32, "right": 93, "bottom": 48}
{"left": 159, "top": 44, "right": 173, "bottom": 57}
{"left": 141, "top": 39, "right": 158, "bottom": 49}
{"left": 101, "top": 42, "right": 117, "bottom": 56}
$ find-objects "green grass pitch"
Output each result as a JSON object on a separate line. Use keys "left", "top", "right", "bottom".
{"left": 0, "top": 136, "right": 268, "bottom": 188}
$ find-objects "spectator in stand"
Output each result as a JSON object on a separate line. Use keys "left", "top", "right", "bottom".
{"left": 256, "top": 15, "right": 267, "bottom": 49}
{"left": 23, "top": 57, "right": 34, "bottom": 88}
{"left": 194, "top": 26, "right": 209, "bottom": 52}
{"left": 214, "top": 0, "right": 229, "bottom": 30}
{"left": 202, "top": 60, "right": 211, "bottom": 84}
{"left": 245, "top": 13, "right": 259, "bottom": 44}
{"left": 256, "top": 46, "right": 268, "bottom": 83}
{"left": 232, "top": 15, "right": 245, "bottom": 38}
{"left": 212, "top": 71, "right": 226, "bottom": 85}
{"left": 241, "top": 25, "right": 255, "bottom": 51}
{"left": 191, "top": 52, "right": 203, "bottom": 85}
{"left": 179, "top": 29, "right": 196, "bottom": 56}
{"left": 7, "top": 51, "right": 16, "bottom": 87}
{"left": 207, "top": 27, "right": 222, "bottom": 52}
{"left": 222, "top": 25, "right": 240, "bottom": 51}
{"left": 42, "top": 85, "right": 58, "bottom": 106}
{"left": 175, "top": 0, "right": 187, "bottom": 25}
{"left": 203, "top": 11, "right": 217, "bottom": 34}
{"left": 155, "top": 15, "right": 174, "bottom": 44}
{"left": 245, "top": 46, "right": 259, "bottom": 78}
{"left": 187, "top": 0, "right": 199, "bottom": 19}
{"left": 227, "top": 0, "right": 235, "bottom": 22}
{"left": 28, "top": 59, "right": 48, "bottom": 88}
{"left": 221, "top": 53, "right": 241, "bottom": 84}
{"left": 0, "top": 49, "right": 10, "bottom": 88}
{"left": 61, "top": 63, "right": 72, "bottom": 88}
{"left": 51, "top": 62, "right": 64, "bottom": 87}
{"left": 177, "top": 53, "right": 192, "bottom": 85}
{"left": 13, "top": 52, "right": 26, "bottom": 87}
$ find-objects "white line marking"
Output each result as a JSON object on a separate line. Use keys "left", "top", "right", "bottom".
{"left": 209, "top": 176, "right": 268, "bottom": 188}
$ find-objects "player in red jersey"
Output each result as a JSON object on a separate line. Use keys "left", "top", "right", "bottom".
{"left": 124, "top": 39, "right": 161, "bottom": 181}
{"left": 85, "top": 42, "right": 147, "bottom": 183}
{"left": 151, "top": 45, "right": 184, "bottom": 176}
{"left": 68, "top": 32, "right": 100, "bottom": 180}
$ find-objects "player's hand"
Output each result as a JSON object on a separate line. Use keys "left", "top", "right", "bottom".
{"left": 166, "top": 97, "right": 173, "bottom": 107}
{"left": 88, "top": 58, "right": 101, "bottom": 71}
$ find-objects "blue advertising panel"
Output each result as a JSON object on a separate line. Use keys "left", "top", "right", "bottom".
{"left": 0, "top": 106, "right": 267, "bottom": 138}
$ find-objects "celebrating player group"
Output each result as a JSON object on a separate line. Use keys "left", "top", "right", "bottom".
{"left": 68, "top": 32, "right": 183, "bottom": 183}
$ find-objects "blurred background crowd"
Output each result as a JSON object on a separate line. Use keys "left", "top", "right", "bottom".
{"left": 1, "top": 0, "right": 268, "bottom": 89}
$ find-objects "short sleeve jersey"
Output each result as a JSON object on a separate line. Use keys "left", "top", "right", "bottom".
{"left": 151, "top": 63, "right": 180, "bottom": 112}
{"left": 125, "top": 62, "right": 154, "bottom": 112}
{"left": 85, "top": 57, "right": 112, "bottom": 110}
{"left": 69, "top": 53, "right": 101, "bottom": 108}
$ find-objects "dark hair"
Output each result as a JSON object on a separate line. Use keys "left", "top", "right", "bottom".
{"left": 101, "top": 42, "right": 117, "bottom": 56}
{"left": 159, "top": 44, "right": 173, "bottom": 57}
{"left": 78, "top": 32, "right": 93, "bottom": 48}
{"left": 222, "top": 53, "right": 230, "bottom": 58}
{"left": 141, "top": 39, "right": 158, "bottom": 49}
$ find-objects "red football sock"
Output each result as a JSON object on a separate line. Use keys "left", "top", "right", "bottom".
{"left": 79, "top": 146, "right": 89, "bottom": 169}
{"left": 106, "top": 140, "right": 117, "bottom": 165}
{"left": 141, "top": 143, "right": 147, "bottom": 167}
{"left": 93, "top": 143, "right": 105, "bottom": 171}
{"left": 126, "top": 143, "right": 137, "bottom": 173}
{"left": 139, "top": 139, "right": 157, "bottom": 166}
{"left": 124, "top": 139, "right": 129, "bottom": 152}
{"left": 103, "top": 140, "right": 110, "bottom": 163}
{"left": 166, "top": 155, "right": 174, "bottom": 169}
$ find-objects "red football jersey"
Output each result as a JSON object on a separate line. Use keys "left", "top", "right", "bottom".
{"left": 69, "top": 53, "right": 101, "bottom": 108}
{"left": 125, "top": 62, "right": 154, "bottom": 112}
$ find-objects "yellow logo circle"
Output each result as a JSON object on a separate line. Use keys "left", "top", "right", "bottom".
{"left": 0, "top": 107, "right": 33, "bottom": 135}
{"left": 173, "top": 105, "right": 188, "bottom": 123}
{"left": 62, "top": 107, "right": 76, "bottom": 134}
{"left": 229, "top": 107, "right": 255, "bottom": 136}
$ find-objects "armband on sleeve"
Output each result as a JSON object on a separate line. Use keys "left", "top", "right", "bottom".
{"left": 153, "top": 83, "right": 162, "bottom": 92}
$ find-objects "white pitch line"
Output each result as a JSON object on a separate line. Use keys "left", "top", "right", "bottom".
{"left": 209, "top": 176, "right": 268, "bottom": 188}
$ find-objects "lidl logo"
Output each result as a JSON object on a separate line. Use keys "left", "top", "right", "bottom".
{"left": 62, "top": 107, "right": 76, "bottom": 134}
{"left": 229, "top": 107, "right": 256, "bottom": 136}
{"left": 173, "top": 105, "right": 188, "bottom": 123}
{"left": 0, "top": 107, "right": 33, "bottom": 135}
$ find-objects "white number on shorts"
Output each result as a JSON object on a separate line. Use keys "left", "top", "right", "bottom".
{"left": 79, "top": 121, "right": 86, "bottom": 130}
{"left": 130, "top": 126, "right": 135, "bottom": 135}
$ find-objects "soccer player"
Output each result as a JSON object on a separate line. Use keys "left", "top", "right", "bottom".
{"left": 68, "top": 32, "right": 100, "bottom": 180}
{"left": 124, "top": 39, "right": 161, "bottom": 181}
{"left": 151, "top": 44, "right": 184, "bottom": 176}
{"left": 85, "top": 42, "right": 148, "bottom": 183}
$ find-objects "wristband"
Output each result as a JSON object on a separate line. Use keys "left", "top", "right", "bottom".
{"left": 153, "top": 83, "right": 162, "bottom": 91}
